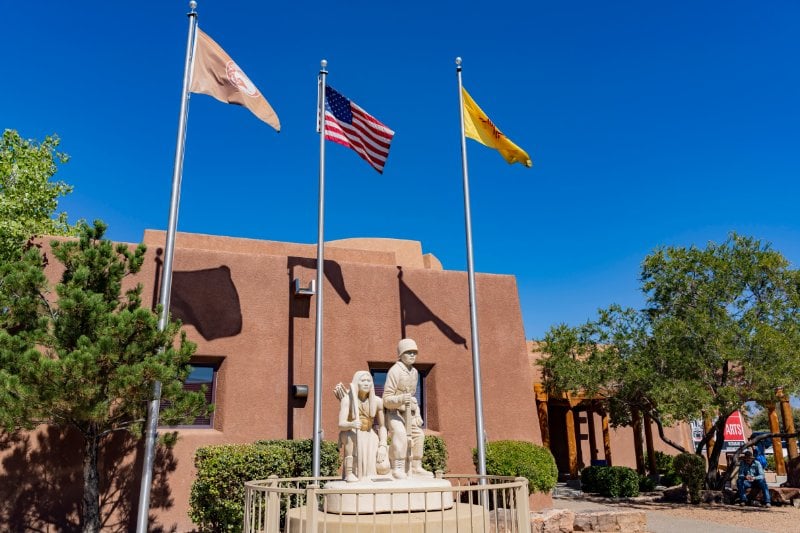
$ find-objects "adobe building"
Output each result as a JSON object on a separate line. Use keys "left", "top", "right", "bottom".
{"left": 1, "top": 231, "right": 542, "bottom": 532}
{"left": 1, "top": 230, "right": 697, "bottom": 532}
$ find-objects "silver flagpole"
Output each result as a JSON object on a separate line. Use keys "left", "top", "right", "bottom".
{"left": 136, "top": 2, "right": 198, "bottom": 531}
{"left": 312, "top": 59, "right": 328, "bottom": 478}
{"left": 455, "top": 57, "right": 487, "bottom": 479}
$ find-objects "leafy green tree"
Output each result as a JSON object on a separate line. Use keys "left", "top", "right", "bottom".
{"left": 748, "top": 406, "right": 800, "bottom": 432}
{"left": 0, "top": 129, "right": 78, "bottom": 262}
{"left": 0, "top": 221, "right": 209, "bottom": 533}
{"left": 540, "top": 234, "right": 800, "bottom": 489}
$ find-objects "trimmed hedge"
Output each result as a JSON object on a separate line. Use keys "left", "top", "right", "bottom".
{"left": 255, "top": 438, "right": 341, "bottom": 478}
{"left": 672, "top": 452, "right": 706, "bottom": 504}
{"left": 189, "top": 439, "right": 340, "bottom": 532}
{"left": 474, "top": 440, "right": 558, "bottom": 494}
{"left": 422, "top": 434, "right": 449, "bottom": 474}
{"left": 580, "top": 465, "right": 639, "bottom": 498}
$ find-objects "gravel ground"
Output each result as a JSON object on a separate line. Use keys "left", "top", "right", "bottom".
{"left": 553, "top": 496, "right": 800, "bottom": 533}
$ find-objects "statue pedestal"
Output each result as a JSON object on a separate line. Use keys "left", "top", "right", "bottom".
{"left": 286, "top": 503, "right": 486, "bottom": 533}
{"left": 323, "top": 477, "right": 454, "bottom": 514}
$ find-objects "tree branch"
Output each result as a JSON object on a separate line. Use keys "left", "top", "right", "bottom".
{"left": 651, "top": 413, "right": 689, "bottom": 453}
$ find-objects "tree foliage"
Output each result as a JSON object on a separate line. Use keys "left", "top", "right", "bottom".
{"left": 0, "top": 221, "right": 209, "bottom": 532}
{"left": 748, "top": 406, "right": 800, "bottom": 432}
{"left": 539, "top": 234, "right": 800, "bottom": 489}
{"left": 0, "top": 129, "right": 77, "bottom": 261}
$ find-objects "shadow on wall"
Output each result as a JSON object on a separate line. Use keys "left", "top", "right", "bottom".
{"left": 0, "top": 427, "right": 178, "bottom": 532}
{"left": 169, "top": 266, "right": 243, "bottom": 341}
{"left": 287, "top": 257, "right": 352, "bottom": 318}
{"left": 397, "top": 267, "right": 467, "bottom": 348}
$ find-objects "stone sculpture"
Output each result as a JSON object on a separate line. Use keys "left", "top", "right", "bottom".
{"left": 334, "top": 371, "right": 388, "bottom": 482}
{"left": 382, "top": 338, "right": 433, "bottom": 480}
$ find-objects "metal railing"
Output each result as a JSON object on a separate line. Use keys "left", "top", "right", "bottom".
{"left": 244, "top": 474, "right": 530, "bottom": 533}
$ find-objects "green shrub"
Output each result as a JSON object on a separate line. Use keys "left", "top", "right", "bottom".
{"left": 596, "top": 466, "right": 639, "bottom": 498}
{"left": 255, "top": 438, "right": 341, "bottom": 477}
{"left": 189, "top": 439, "right": 340, "bottom": 532}
{"left": 638, "top": 474, "right": 656, "bottom": 492}
{"left": 422, "top": 434, "right": 449, "bottom": 474}
{"left": 580, "top": 465, "right": 639, "bottom": 497}
{"left": 672, "top": 452, "right": 706, "bottom": 504}
{"left": 659, "top": 471, "right": 683, "bottom": 487}
{"left": 654, "top": 451, "right": 675, "bottom": 474}
{"left": 474, "top": 440, "right": 558, "bottom": 494}
{"left": 766, "top": 454, "right": 776, "bottom": 472}
{"left": 580, "top": 465, "right": 603, "bottom": 493}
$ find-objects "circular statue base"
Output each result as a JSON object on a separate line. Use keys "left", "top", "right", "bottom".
{"left": 286, "top": 502, "right": 487, "bottom": 532}
{"left": 323, "top": 477, "right": 454, "bottom": 514}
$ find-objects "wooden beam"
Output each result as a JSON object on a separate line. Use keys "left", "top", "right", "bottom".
{"left": 778, "top": 389, "right": 798, "bottom": 460}
{"left": 602, "top": 410, "right": 613, "bottom": 466}
{"left": 768, "top": 402, "right": 787, "bottom": 475}
{"left": 587, "top": 403, "right": 598, "bottom": 463}
{"left": 565, "top": 406, "right": 579, "bottom": 479}
{"left": 536, "top": 397, "right": 550, "bottom": 449}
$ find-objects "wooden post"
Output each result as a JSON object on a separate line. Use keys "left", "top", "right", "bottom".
{"left": 768, "top": 402, "right": 787, "bottom": 475}
{"left": 632, "top": 409, "right": 645, "bottom": 475}
{"left": 602, "top": 410, "right": 613, "bottom": 466}
{"left": 587, "top": 403, "right": 598, "bottom": 463}
{"left": 534, "top": 384, "right": 551, "bottom": 449}
{"left": 703, "top": 412, "right": 715, "bottom": 462}
{"left": 565, "top": 405, "right": 579, "bottom": 478}
{"left": 643, "top": 413, "right": 658, "bottom": 476}
{"left": 573, "top": 408, "right": 584, "bottom": 471}
{"left": 778, "top": 389, "right": 798, "bottom": 460}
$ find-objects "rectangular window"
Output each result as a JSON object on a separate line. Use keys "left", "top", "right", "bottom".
{"left": 370, "top": 367, "right": 426, "bottom": 428}
{"left": 160, "top": 363, "right": 217, "bottom": 428}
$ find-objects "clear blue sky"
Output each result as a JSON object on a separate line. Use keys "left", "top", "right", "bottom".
{"left": 3, "top": 1, "right": 799, "bottom": 340}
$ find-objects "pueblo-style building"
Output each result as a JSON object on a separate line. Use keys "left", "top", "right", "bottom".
{"left": 1, "top": 230, "right": 696, "bottom": 531}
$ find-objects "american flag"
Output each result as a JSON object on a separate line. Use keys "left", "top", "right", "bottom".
{"left": 324, "top": 86, "right": 394, "bottom": 174}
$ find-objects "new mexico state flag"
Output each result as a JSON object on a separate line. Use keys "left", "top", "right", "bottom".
{"left": 190, "top": 28, "right": 280, "bottom": 131}
{"left": 462, "top": 88, "right": 532, "bottom": 168}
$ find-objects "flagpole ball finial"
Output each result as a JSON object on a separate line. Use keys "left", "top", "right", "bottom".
{"left": 321, "top": 59, "right": 328, "bottom": 69}
{"left": 455, "top": 57, "right": 462, "bottom": 66}
{"left": 189, "top": 0, "right": 197, "bottom": 10}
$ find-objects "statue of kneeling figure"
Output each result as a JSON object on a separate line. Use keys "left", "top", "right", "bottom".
{"left": 334, "top": 371, "right": 389, "bottom": 482}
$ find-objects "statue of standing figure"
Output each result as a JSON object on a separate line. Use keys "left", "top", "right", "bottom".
{"left": 382, "top": 338, "right": 433, "bottom": 480}
{"left": 335, "top": 371, "right": 388, "bottom": 482}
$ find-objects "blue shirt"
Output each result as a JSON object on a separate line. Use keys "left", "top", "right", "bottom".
{"left": 738, "top": 459, "right": 765, "bottom": 481}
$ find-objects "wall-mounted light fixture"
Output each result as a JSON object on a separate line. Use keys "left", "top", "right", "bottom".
{"left": 292, "top": 385, "right": 309, "bottom": 399}
{"left": 293, "top": 279, "right": 315, "bottom": 296}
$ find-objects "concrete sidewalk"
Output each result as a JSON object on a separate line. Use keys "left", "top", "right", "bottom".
{"left": 552, "top": 496, "right": 768, "bottom": 533}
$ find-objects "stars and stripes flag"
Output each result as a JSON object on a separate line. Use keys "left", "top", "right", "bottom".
{"left": 324, "top": 86, "right": 394, "bottom": 173}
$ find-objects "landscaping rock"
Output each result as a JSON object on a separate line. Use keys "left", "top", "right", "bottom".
{"left": 572, "top": 510, "right": 646, "bottom": 532}
{"left": 660, "top": 485, "right": 689, "bottom": 503}
{"left": 530, "top": 509, "right": 575, "bottom": 533}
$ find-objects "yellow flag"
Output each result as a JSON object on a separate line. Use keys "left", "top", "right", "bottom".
{"left": 462, "top": 87, "right": 531, "bottom": 168}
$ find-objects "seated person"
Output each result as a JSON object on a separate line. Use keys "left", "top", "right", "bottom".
{"left": 737, "top": 450, "right": 771, "bottom": 508}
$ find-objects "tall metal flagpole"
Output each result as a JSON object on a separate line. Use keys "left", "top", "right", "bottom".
{"left": 136, "top": 2, "right": 198, "bottom": 531}
{"left": 312, "top": 60, "right": 328, "bottom": 478}
{"left": 455, "top": 57, "right": 487, "bottom": 479}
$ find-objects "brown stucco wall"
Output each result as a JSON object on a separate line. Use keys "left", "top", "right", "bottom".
{"left": 1, "top": 232, "right": 541, "bottom": 532}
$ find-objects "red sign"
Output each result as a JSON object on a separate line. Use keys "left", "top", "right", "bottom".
{"left": 724, "top": 411, "right": 745, "bottom": 441}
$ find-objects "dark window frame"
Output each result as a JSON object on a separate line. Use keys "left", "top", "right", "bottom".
{"left": 160, "top": 362, "right": 218, "bottom": 429}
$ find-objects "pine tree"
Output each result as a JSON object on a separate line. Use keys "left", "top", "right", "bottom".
{"left": 0, "top": 221, "right": 209, "bottom": 533}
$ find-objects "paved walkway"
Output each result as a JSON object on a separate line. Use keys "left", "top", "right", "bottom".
{"left": 552, "top": 496, "right": 768, "bottom": 533}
